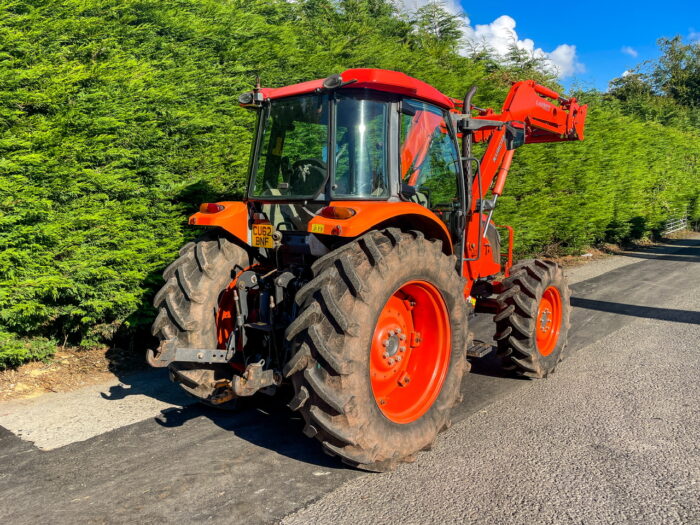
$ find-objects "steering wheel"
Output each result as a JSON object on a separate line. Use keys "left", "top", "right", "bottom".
{"left": 290, "top": 158, "right": 326, "bottom": 196}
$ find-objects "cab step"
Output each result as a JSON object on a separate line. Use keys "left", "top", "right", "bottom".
{"left": 466, "top": 341, "right": 493, "bottom": 358}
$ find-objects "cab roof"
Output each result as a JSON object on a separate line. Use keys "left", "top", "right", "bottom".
{"left": 259, "top": 68, "right": 456, "bottom": 110}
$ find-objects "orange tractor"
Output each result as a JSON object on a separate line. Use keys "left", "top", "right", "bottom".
{"left": 148, "top": 69, "right": 587, "bottom": 470}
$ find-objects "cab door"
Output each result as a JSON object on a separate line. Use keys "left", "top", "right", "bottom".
{"left": 399, "top": 99, "right": 466, "bottom": 245}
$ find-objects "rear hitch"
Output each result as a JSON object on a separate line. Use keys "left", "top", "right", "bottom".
{"left": 232, "top": 361, "right": 281, "bottom": 396}
{"left": 209, "top": 361, "right": 281, "bottom": 404}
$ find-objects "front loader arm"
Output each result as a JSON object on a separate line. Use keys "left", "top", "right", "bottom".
{"left": 465, "top": 81, "right": 588, "bottom": 209}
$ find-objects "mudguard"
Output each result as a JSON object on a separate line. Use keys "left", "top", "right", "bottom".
{"left": 306, "top": 201, "right": 454, "bottom": 254}
{"left": 188, "top": 201, "right": 249, "bottom": 244}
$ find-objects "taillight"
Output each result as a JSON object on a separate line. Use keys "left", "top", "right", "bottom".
{"left": 199, "top": 203, "right": 225, "bottom": 214}
{"left": 319, "top": 206, "right": 356, "bottom": 219}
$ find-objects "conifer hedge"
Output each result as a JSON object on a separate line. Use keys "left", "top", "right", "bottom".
{"left": 0, "top": 0, "right": 698, "bottom": 367}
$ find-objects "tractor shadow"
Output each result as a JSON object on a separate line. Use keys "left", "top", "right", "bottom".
{"left": 98, "top": 365, "right": 345, "bottom": 468}
{"left": 464, "top": 313, "right": 526, "bottom": 380}
{"left": 153, "top": 391, "right": 351, "bottom": 470}
{"left": 467, "top": 345, "right": 524, "bottom": 380}
{"left": 97, "top": 235, "right": 700, "bottom": 468}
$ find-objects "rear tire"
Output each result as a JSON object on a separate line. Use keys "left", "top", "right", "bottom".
{"left": 494, "top": 259, "right": 571, "bottom": 378}
{"left": 151, "top": 230, "right": 253, "bottom": 406}
{"left": 285, "top": 229, "right": 469, "bottom": 471}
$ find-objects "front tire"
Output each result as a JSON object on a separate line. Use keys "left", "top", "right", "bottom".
{"left": 494, "top": 259, "right": 571, "bottom": 378}
{"left": 284, "top": 229, "right": 469, "bottom": 471}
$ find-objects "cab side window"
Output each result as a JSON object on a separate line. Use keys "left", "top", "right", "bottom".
{"left": 399, "top": 99, "right": 460, "bottom": 213}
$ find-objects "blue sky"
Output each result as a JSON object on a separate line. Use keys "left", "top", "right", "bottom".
{"left": 457, "top": 0, "right": 700, "bottom": 91}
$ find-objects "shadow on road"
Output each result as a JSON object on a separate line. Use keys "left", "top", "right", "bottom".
{"left": 99, "top": 369, "right": 190, "bottom": 405}
{"left": 571, "top": 297, "right": 700, "bottom": 325}
{"left": 95, "top": 365, "right": 344, "bottom": 468}
{"left": 618, "top": 253, "right": 699, "bottom": 263}
{"left": 154, "top": 393, "right": 350, "bottom": 470}
{"left": 619, "top": 237, "right": 700, "bottom": 263}
{"left": 467, "top": 343, "right": 527, "bottom": 380}
{"left": 93, "top": 235, "right": 699, "bottom": 470}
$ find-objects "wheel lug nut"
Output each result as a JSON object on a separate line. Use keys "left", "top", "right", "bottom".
{"left": 382, "top": 340, "right": 389, "bottom": 347}
{"left": 396, "top": 355, "right": 402, "bottom": 362}
{"left": 383, "top": 352, "right": 389, "bottom": 359}
{"left": 399, "top": 334, "right": 406, "bottom": 341}
{"left": 388, "top": 330, "right": 395, "bottom": 336}
{"left": 399, "top": 346, "right": 406, "bottom": 352}
{"left": 396, "top": 328, "right": 402, "bottom": 334}
{"left": 388, "top": 358, "right": 394, "bottom": 365}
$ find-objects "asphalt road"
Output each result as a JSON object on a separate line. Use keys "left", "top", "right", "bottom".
{"left": 1, "top": 237, "right": 698, "bottom": 524}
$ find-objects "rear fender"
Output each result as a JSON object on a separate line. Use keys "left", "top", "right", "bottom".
{"left": 307, "top": 201, "right": 453, "bottom": 254}
{"left": 189, "top": 201, "right": 249, "bottom": 244}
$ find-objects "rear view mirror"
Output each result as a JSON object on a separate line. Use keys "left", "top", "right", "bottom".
{"left": 506, "top": 122, "right": 525, "bottom": 150}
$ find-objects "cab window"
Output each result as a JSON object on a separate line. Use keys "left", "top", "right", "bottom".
{"left": 399, "top": 99, "right": 460, "bottom": 215}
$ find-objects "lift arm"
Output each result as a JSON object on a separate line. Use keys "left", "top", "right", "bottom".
{"left": 461, "top": 80, "right": 587, "bottom": 210}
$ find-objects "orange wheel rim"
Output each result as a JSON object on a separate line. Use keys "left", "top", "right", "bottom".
{"left": 535, "top": 286, "right": 562, "bottom": 356}
{"left": 369, "top": 280, "right": 451, "bottom": 424}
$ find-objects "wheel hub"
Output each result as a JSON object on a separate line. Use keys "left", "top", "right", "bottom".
{"left": 539, "top": 309, "right": 551, "bottom": 332}
{"left": 383, "top": 332, "right": 401, "bottom": 357}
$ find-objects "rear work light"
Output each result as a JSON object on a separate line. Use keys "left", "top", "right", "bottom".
{"left": 319, "top": 206, "right": 356, "bottom": 220}
{"left": 199, "top": 203, "right": 225, "bottom": 214}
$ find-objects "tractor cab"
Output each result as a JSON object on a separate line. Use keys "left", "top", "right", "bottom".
{"left": 242, "top": 71, "right": 466, "bottom": 250}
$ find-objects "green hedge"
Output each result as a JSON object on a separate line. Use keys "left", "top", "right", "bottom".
{"left": 0, "top": 0, "right": 698, "bottom": 368}
{"left": 0, "top": 330, "right": 55, "bottom": 370}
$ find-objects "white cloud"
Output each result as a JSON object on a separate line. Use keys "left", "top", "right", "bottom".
{"left": 462, "top": 15, "right": 584, "bottom": 78}
{"left": 621, "top": 70, "right": 631, "bottom": 77}
{"left": 621, "top": 46, "right": 638, "bottom": 57}
{"left": 546, "top": 44, "right": 583, "bottom": 77}
{"left": 394, "top": 3, "right": 584, "bottom": 78}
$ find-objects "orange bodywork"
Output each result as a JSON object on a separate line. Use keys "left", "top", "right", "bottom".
{"left": 190, "top": 72, "right": 586, "bottom": 296}
{"left": 462, "top": 213, "right": 500, "bottom": 281}
{"left": 307, "top": 201, "right": 453, "bottom": 254}
{"left": 189, "top": 201, "right": 248, "bottom": 244}
{"left": 188, "top": 199, "right": 453, "bottom": 255}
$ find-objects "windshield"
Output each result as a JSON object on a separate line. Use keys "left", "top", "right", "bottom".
{"left": 251, "top": 94, "right": 329, "bottom": 199}
{"left": 249, "top": 93, "right": 390, "bottom": 200}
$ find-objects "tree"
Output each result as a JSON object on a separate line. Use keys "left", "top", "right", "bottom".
{"left": 412, "top": 1, "right": 464, "bottom": 51}
{"left": 652, "top": 36, "right": 700, "bottom": 106}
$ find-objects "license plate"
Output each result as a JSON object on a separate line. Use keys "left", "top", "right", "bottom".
{"left": 252, "top": 224, "right": 274, "bottom": 248}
